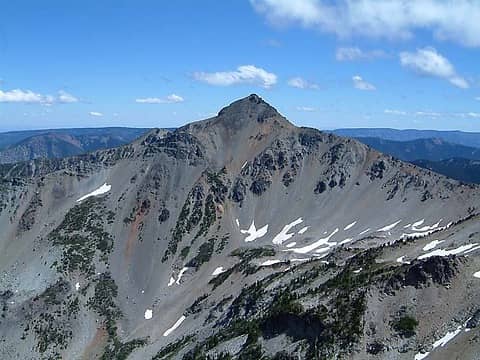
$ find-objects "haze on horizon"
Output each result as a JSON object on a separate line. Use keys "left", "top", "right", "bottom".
{"left": 0, "top": 1, "right": 479, "bottom": 132}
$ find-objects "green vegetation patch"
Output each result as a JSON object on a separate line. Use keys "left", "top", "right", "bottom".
{"left": 27, "top": 279, "right": 80, "bottom": 357}
{"left": 163, "top": 169, "right": 228, "bottom": 262}
{"left": 153, "top": 335, "right": 195, "bottom": 360}
{"left": 48, "top": 197, "right": 114, "bottom": 277}
{"left": 87, "top": 273, "right": 147, "bottom": 360}
{"left": 393, "top": 315, "right": 418, "bottom": 337}
{"left": 186, "top": 238, "right": 215, "bottom": 269}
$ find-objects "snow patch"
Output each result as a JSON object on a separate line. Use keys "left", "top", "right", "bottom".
{"left": 298, "top": 226, "right": 309, "bottom": 235}
{"left": 396, "top": 256, "right": 410, "bottom": 264}
{"left": 260, "top": 259, "right": 283, "bottom": 266}
{"left": 75, "top": 282, "right": 80, "bottom": 291}
{"left": 163, "top": 315, "right": 186, "bottom": 337}
{"left": 414, "top": 325, "right": 462, "bottom": 359}
{"left": 76, "top": 183, "right": 111, "bottom": 202}
{"left": 413, "top": 220, "right": 442, "bottom": 232}
{"left": 286, "top": 242, "right": 297, "bottom": 248}
{"left": 272, "top": 218, "right": 303, "bottom": 245}
{"left": 212, "top": 267, "right": 226, "bottom": 276}
{"left": 423, "top": 240, "right": 444, "bottom": 251}
{"left": 176, "top": 267, "right": 189, "bottom": 285}
{"left": 418, "top": 243, "right": 478, "bottom": 260}
{"left": 353, "top": 268, "right": 362, "bottom": 274}
{"left": 432, "top": 326, "right": 462, "bottom": 349}
{"left": 464, "top": 245, "right": 480, "bottom": 254}
{"left": 473, "top": 271, "right": 480, "bottom": 279}
{"left": 144, "top": 309, "right": 153, "bottom": 320}
{"left": 241, "top": 220, "right": 269, "bottom": 242}
{"left": 339, "top": 238, "right": 353, "bottom": 245}
{"left": 401, "top": 221, "right": 452, "bottom": 240}
{"left": 465, "top": 317, "right": 473, "bottom": 332}
{"left": 167, "top": 277, "right": 175, "bottom": 287}
{"left": 377, "top": 220, "right": 401, "bottom": 232}
{"left": 290, "top": 258, "right": 310, "bottom": 262}
{"left": 358, "top": 228, "right": 370, "bottom": 236}
{"left": 286, "top": 228, "right": 339, "bottom": 254}
{"left": 412, "top": 219, "right": 425, "bottom": 227}
{"left": 344, "top": 221, "right": 357, "bottom": 231}
{"left": 414, "top": 352, "right": 429, "bottom": 360}
{"left": 235, "top": 218, "right": 240, "bottom": 227}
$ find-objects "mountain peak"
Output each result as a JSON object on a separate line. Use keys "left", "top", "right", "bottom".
{"left": 217, "top": 94, "right": 284, "bottom": 124}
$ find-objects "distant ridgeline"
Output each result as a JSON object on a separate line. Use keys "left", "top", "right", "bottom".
{"left": 0, "top": 127, "right": 155, "bottom": 164}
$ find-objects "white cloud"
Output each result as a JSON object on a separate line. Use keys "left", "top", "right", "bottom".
{"left": 296, "top": 106, "right": 317, "bottom": 112}
{"left": 0, "top": 89, "right": 51, "bottom": 104}
{"left": 415, "top": 111, "right": 442, "bottom": 117}
{"left": 193, "top": 65, "right": 277, "bottom": 88}
{"left": 136, "top": 94, "right": 184, "bottom": 104}
{"left": 454, "top": 112, "right": 480, "bottom": 118}
{"left": 466, "top": 112, "right": 480, "bottom": 118}
{"left": 400, "top": 47, "right": 469, "bottom": 88}
{"left": 287, "top": 77, "right": 319, "bottom": 89}
{"left": 352, "top": 75, "right": 376, "bottom": 91}
{"left": 448, "top": 76, "right": 470, "bottom": 89}
{"left": 384, "top": 109, "right": 407, "bottom": 115}
{"left": 58, "top": 90, "right": 79, "bottom": 103}
{"left": 250, "top": 0, "right": 480, "bottom": 47}
{"left": 0, "top": 88, "right": 79, "bottom": 104}
{"left": 89, "top": 111, "right": 103, "bottom": 117}
{"left": 336, "top": 47, "right": 387, "bottom": 61}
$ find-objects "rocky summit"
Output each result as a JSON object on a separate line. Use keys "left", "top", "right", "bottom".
{"left": 1, "top": 95, "right": 480, "bottom": 359}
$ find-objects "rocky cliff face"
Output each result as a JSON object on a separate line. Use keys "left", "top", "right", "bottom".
{"left": 0, "top": 95, "right": 479, "bottom": 359}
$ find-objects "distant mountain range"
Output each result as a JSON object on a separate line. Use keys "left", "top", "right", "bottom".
{"left": 351, "top": 137, "right": 480, "bottom": 162}
{"left": 413, "top": 158, "right": 480, "bottom": 185}
{"left": 0, "top": 127, "right": 151, "bottom": 164}
{"left": 332, "top": 128, "right": 480, "bottom": 148}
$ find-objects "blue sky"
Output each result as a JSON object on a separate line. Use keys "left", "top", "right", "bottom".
{"left": 1, "top": 0, "right": 479, "bottom": 132}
